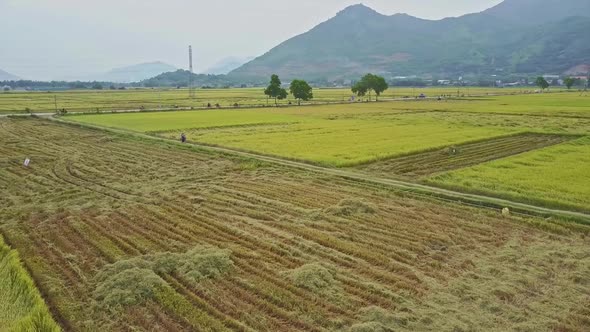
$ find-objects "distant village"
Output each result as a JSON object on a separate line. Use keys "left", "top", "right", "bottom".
{"left": 2, "top": 73, "right": 589, "bottom": 92}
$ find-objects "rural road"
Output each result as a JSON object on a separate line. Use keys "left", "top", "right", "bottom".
{"left": 0, "top": 113, "right": 55, "bottom": 118}
{"left": 51, "top": 116, "right": 590, "bottom": 224}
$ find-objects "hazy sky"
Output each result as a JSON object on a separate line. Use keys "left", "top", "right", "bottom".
{"left": 0, "top": 0, "right": 503, "bottom": 80}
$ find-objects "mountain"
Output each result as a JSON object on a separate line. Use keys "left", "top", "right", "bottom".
{"left": 230, "top": 0, "right": 590, "bottom": 80}
{"left": 509, "top": 16, "right": 590, "bottom": 74}
{"left": 0, "top": 69, "right": 21, "bottom": 81}
{"left": 101, "top": 62, "right": 177, "bottom": 83}
{"left": 204, "top": 56, "right": 254, "bottom": 75}
{"left": 484, "top": 0, "right": 590, "bottom": 25}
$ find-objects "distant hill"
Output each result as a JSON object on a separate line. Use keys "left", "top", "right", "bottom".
{"left": 140, "top": 70, "right": 238, "bottom": 88}
{"left": 101, "top": 62, "right": 177, "bottom": 83}
{"left": 230, "top": 0, "right": 590, "bottom": 80}
{"left": 204, "top": 56, "right": 254, "bottom": 75}
{"left": 0, "top": 69, "right": 21, "bottom": 81}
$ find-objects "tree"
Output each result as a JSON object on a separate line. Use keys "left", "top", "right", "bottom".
{"left": 535, "top": 77, "right": 549, "bottom": 91}
{"left": 289, "top": 80, "right": 313, "bottom": 105}
{"left": 563, "top": 77, "right": 576, "bottom": 89}
{"left": 353, "top": 74, "right": 389, "bottom": 101}
{"left": 277, "top": 88, "right": 288, "bottom": 102}
{"left": 264, "top": 74, "right": 288, "bottom": 106}
{"left": 91, "top": 82, "right": 103, "bottom": 90}
{"left": 369, "top": 75, "right": 389, "bottom": 101}
{"left": 351, "top": 80, "right": 368, "bottom": 99}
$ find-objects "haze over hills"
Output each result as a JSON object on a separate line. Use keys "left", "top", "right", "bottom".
{"left": 141, "top": 69, "right": 237, "bottom": 88}
{"left": 0, "top": 69, "right": 21, "bottom": 81}
{"left": 99, "top": 62, "right": 177, "bottom": 83}
{"left": 230, "top": 0, "right": 590, "bottom": 81}
{"left": 203, "top": 56, "right": 254, "bottom": 75}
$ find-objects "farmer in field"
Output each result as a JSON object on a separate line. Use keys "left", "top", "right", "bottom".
{"left": 180, "top": 133, "right": 186, "bottom": 143}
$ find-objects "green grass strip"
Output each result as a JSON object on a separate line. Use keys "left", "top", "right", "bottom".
{"left": 0, "top": 234, "right": 61, "bottom": 332}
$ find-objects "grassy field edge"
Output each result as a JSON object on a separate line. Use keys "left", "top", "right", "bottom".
{"left": 423, "top": 178, "right": 590, "bottom": 216}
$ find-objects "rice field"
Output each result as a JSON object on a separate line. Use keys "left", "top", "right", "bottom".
{"left": 383, "top": 92, "right": 590, "bottom": 117}
{"left": 69, "top": 109, "right": 300, "bottom": 132}
{"left": 64, "top": 92, "right": 590, "bottom": 212}
{"left": 429, "top": 136, "right": 590, "bottom": 212}
{"left": 355, "top": 133, "right": 576, "bottom": 179}
{"left": 1, "top": 117, "right": 589, "bottom": 331}
{"left": 0, "top": 234, "right": 60, "bottom": 332}
{"left": 0, "top": 88, "right": 354, "bottom": 114}
{"left": 0, "top": 86, "right": 541, "bottom": 114}
{"left": 155, "top": 114, "right": 517, "bottom": 167}
{"left": 67, "top": 94, "right": 590, "bottom": 165}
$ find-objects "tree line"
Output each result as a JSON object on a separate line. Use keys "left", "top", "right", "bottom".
{"left": 264, "top": 74, "right": 314, "bottom": 106}
{"left": 264, "top": 73, "right": 389, "bottom": 106}
{"left": 535, "top": 76, "right": 588, "bottom": 91}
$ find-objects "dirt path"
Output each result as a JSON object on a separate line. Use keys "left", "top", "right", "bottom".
{"left": 50, "top": 116, "right": 590, "bottom": 224}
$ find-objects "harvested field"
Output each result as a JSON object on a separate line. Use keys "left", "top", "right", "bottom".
{"left": 355, "top": 133, "right": 575, "bottom": 179}
{"left": 1, "top": 118, "right": 589, "bottom": 331}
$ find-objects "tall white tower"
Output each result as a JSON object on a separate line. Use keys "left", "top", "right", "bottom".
{"left": 189, "top": 45, "right": 195, "bottom": 99}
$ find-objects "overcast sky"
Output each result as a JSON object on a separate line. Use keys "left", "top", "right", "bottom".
{"left": 0, "top": 0, "right": 503, "bottom": 80}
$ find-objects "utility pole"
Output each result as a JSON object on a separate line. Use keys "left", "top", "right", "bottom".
{"left": 54, "top": 95, "right": 58, "bottom": 114}
{"left": 189, "top": 45, "right": 195, "bottom": 99}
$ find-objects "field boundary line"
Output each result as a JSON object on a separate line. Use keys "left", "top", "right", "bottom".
{"left": 49, "top": 116, "right": 590, "bottom": 224}
{"left": 423, "top": 109, "right": 590, "bottom": 120}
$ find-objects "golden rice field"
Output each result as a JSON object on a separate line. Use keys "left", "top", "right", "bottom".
{"left": 1, "top": 118, "right": 589, "bottom": 331}
{"left": 429, "top": 136, "right": 590, "bottom": 212}
{"left": 67, "top": 94, "right": 590, "bottom": 166}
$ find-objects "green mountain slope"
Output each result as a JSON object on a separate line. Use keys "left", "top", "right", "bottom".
{"left": 510, "top": 16, "right": 590, "bottom": 74}
{"left": 485, "top": 0, "right": 590, "bottom": 25}
{"left": 229, "top": 0, "right": 590, "bottom": 80}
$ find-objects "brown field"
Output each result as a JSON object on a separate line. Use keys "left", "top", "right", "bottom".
{"left": 354, "top": 133, "right": 576, "bottom": 179}
{"left": 1, "top": 118, "right": 589, "bottom": 331}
